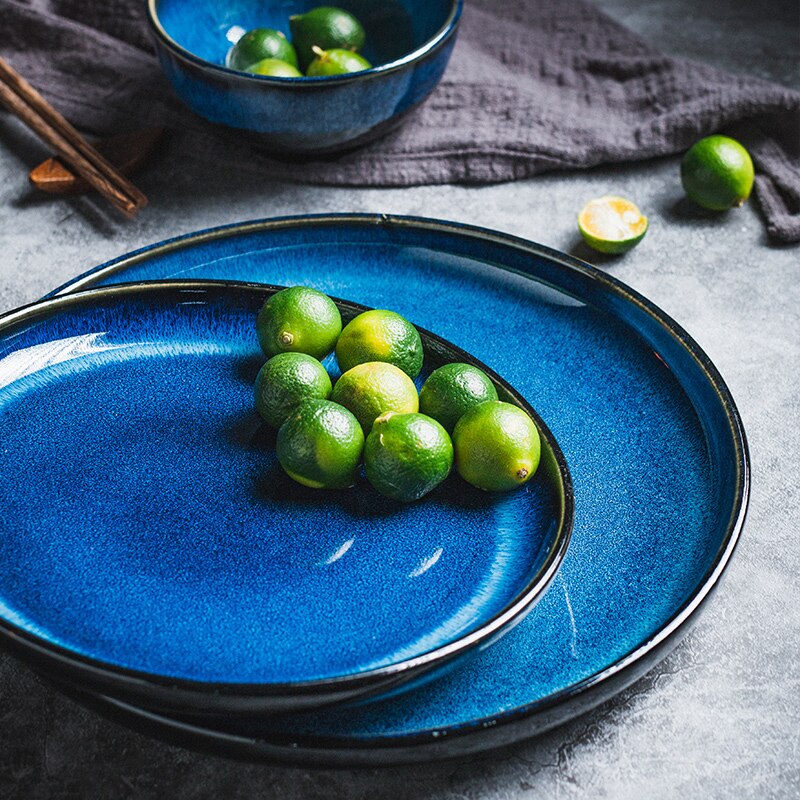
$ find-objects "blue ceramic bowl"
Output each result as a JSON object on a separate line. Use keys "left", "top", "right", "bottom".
{"left": 146, "top": 0, "right": 462, "bottom": 154}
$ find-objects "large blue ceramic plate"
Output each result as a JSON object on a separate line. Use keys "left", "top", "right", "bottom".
{"left": 0, "top": 281, "right": 570, "bottom": 715}
{"left": 48, "top": 215, "right": 749, "bottom": 764}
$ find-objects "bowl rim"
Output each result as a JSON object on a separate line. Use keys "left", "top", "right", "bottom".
{"left": 0, "top": 278, "right": 574, "bottom": 705}
{"left": 146, "top": 0, "right": 464, "bottom": 86}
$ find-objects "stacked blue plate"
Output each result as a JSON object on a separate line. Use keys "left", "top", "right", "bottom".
{"left": 0, "top": 279, "right": 571, "bottom": 715}
{"left": 0, "top": 215, "right": 748, "bottom": 765}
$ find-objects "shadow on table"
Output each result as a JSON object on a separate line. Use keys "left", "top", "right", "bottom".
{"left": 0, "top": 115, "right": 165, "bottom": 238}
{"left": 566, "top": 238, "right": 628, "bottom": 269}
{"left": 0, "top": 631, "right": 699, "bottom": 799}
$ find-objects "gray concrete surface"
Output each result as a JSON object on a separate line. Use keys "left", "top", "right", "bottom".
{"left": 1, "top": 1, "right": 798, "bottom": 798}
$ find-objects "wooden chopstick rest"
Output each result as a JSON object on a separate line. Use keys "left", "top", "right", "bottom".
{"left": 30, "top": 128, "right": 165, "bottom": 196}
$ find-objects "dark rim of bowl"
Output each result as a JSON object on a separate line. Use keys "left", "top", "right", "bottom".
{"left": 43, "top": 214, "right": 749, "bottom": 754}
{"left": 146, "top": 0, "right": 463, "bottom": 86}
{"left": 0, "top": 277, "right": 574, "bottom": 702}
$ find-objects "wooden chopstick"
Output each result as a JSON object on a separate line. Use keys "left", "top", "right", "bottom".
{"left": 0, "top": 58, "right": 147, "bottom": 218}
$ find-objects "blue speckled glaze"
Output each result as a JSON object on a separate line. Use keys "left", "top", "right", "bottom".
{"left": 51, "top": 216, "right": 748, "bottom": 758}
{"left": 0, "top": 284, "right": 565, "bottom": 687}
{"left": 147, "top": 0, "right": 460, "bottom": 153}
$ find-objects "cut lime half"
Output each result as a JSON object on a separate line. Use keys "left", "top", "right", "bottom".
{"left": 578, "top": 196, "right": 648, "bottom": 255}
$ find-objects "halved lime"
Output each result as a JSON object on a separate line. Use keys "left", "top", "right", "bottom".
{"left": 578, "top": 196, "right": 648, "bottom": 255}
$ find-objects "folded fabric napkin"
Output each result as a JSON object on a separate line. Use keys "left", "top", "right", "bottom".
{"left": 2, "top": 0, "right": 799, "bottom": 241}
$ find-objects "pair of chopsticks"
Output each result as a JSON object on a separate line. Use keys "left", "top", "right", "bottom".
{"left": 0, "top": 58, "right": 147, "bottom": 218}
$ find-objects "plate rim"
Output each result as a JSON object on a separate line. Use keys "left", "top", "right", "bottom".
{"left": 0, "top": 278, "right": 574, "bottom": 706}
{"left": 43, "top": 213, "right": 749, "bottom": 758}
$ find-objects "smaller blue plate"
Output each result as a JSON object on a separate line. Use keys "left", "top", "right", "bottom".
{"left": 0, "top": 281, "right": 572, "bottom": 715}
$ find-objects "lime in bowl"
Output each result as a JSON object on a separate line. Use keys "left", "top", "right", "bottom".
{"left": 146, "top": 0, "right": 463, "bottom": 155}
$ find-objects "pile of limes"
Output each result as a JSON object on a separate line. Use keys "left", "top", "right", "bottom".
{"left": 227, "top": 6, "right": 371, "bottom": 78}
{"left": 254, "top": 286, "right": 542, "bottom": 502}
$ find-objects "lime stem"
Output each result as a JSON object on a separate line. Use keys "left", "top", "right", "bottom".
{"left": 279, "top": 331, "right": 294, "bottom": 347}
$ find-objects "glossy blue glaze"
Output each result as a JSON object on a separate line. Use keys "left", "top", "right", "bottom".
{"left": 147, "top": 0, "right": 460, "bottom": 153}
{"left": 51, "top": 216, "right": 747, "bottom": 758}
{"left": 0, "top": 283, "right": 566, "bottom": 691}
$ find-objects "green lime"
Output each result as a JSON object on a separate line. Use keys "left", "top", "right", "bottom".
{"left": 228, "top": 28, "right": 298, "bottom": 71}
{"left": 289, "top": 6, "right": 366, "bottom": 70}
{"left": 331, "top": 362, "right": 418, "bottom": 433}
{"left": 681, "top": 135, "right": 754, "bottom": 211}
{"left": 578, "top": 196, "right": 648, "bottom": 255}
{"left": 276, "top": 399, "right": 364, "bottom": 489}
{"left": 247, "top": 58, "right": 303, "bottom": 78}
{"left": 365, "top": 413, "right": 453, "bottom": 502}
{"left": 336, "top": 309, "right": 423, "bottom": 378}
{"left": 257, "top": 286, "right": 342, "bottom": 361}
{"left": 419, "top": 363, "right": 498, "bottom": 434}
{"left": 254, "top": 353, "right": 332, "bottom": 428}
{"left": 306, "top": 47, "right": 372, "bottom": 77}
{"left": 453, "top": 401, "right": 541, "bottom": 492}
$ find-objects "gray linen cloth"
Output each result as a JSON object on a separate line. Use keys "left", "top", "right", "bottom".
{"left": 2, "top": 0, "right": 799, "bottom": 242}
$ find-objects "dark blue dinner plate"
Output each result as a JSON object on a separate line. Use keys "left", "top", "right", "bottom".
{"left": 44, "top": 215, "right": 748, "bottom": 764}
{"left": 0, "top": 281, "right": 571, "bottom": 715}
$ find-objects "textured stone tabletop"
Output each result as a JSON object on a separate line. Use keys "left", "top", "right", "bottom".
{"left": 1, "top": 1, "right": 798, "bottom": 798}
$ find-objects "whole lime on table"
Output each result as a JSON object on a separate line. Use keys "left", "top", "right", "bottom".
{"left": 276, "top": 399, "right": 364, "bottom": 489}
{"left": 681, "top": 135, "right": 754, "bottom": 211}
{"left": 228, "top": 28, "right": 298, "bottom": 70}
{"left": 419, "top": 363, "right": 498, "bottom": 434}
{"left": 254, "top": 352, "right": 332, "bottom": 428}
{"left": 257, "top": 286, "right": 341, "bottom": 360}
{"left": 306, "top": 47, "right": 372, "bottom": 76}
{"left": 578, "top": 196, "right": 648, "bottom": 255}
{"left": 365, "top": 413, "right": 453, "bottom": 502}
{"left": 453, "top": 401, "right": 541, "bottom": 492}
{"left": 289, "top": 6, "right": 366, "bottom": 70}
{"left": 331, "top": 361, "right": 419, "bottom": 434}
{"left": 336, "top": 309, "right": 423, "bottom": 378}
{"left": 247, "top": 58, "right": 303, "bottom": 78}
